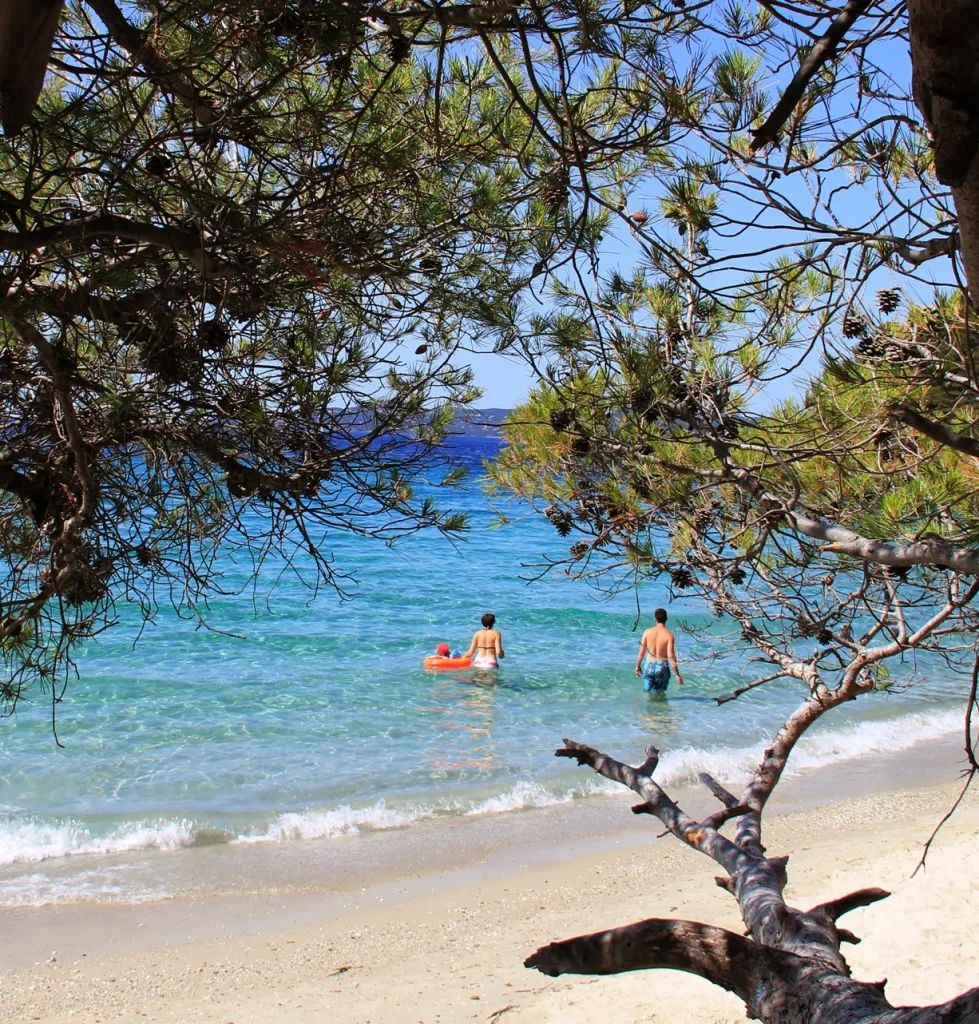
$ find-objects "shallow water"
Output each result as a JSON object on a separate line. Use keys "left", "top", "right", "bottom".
{"left": 0, "top": 438, "right": 968, "bottom": 905}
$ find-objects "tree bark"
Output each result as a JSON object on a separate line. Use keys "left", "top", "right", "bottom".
{"left": 908, "top": 0, "right": 979, "bottom": 303}
{"left": 0, "top": 0, "right": 62, "bottom": 133}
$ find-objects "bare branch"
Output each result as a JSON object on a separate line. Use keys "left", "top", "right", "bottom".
{"left": 750, "top": 0, "right": 875, "bottom": 152}
{"left": 808, "top": 887, "right": 891, "bottom": 923}
{"left": 888, "top": 402, "right": 979, "bottom": 459}
{"left": 0, "top": 214, "right": 231, "bottom": 275}
{"left": 525, "top": 917, "right": 763, "bottom": 1000}
{"left": 84, "top": 0, "right": 222, "bottom": 126}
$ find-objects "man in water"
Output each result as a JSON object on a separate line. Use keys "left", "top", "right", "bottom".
{"left": 635, "top": 608, "right": 684, "bottom": 692}
{"left": 463, "top": 612, "right": 505, "bottom": 669}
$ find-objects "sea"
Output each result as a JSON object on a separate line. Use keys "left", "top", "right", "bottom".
{"left": 0, "top": 437, "right": 968, "bottom": 907}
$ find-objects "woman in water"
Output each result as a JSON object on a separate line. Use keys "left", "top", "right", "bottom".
{"left": 464, "top": 612, "right": 505, "bottom": 669}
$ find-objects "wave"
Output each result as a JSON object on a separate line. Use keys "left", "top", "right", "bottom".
{"left": 654, "top": 707, "right": 962, "bottom": 789}
{"left": 257, "top": 802, "right": 416, "bottom": 841}
{"left": 0, "top": 817, "right": 198, "bottom": 869}
{"left": 466, "top": 778, "right": 583, "bottom": 815}
{"left": 0, "top": 707, "right": 960, "bottom": 880}
{"left": 245, "top": 780, "right": 595, "bottom": 844}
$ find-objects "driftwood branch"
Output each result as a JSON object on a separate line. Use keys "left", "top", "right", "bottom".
{"left": 525, "top": 918, "right": 762, "bottom": 1000}
{"left": 809, "top": 887, "right": 891, "bottom": 924}
{"left": 556, "top": 739, "right": 743, "bottom": 872}
{"left": 535, "top": 734, "right": 979, "bottom": 1021}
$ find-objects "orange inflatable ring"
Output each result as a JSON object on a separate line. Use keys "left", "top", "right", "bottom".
{"left": 423, "top": 655, "right": 473, "bottom": 670}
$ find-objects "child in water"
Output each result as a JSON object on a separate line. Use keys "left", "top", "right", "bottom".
{"left": 435, "top": 642, "right": 463, "bottom": 659}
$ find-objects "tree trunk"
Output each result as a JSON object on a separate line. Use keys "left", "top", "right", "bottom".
{"left": 0, "top": 0, "right": 63, "bottom": 133}
{"left": 525, "top": 739, "right": 979, "bottom": 1024}
{"left": 908, "top": 0, "right": 979, "bottom": 304}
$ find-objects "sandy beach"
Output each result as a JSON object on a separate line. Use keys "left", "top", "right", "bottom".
{"left": 4, "top": 763, "right": 979, "bottom": 1024}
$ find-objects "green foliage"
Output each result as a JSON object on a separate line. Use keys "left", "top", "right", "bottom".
{"left": 0, "top": 0, "right": 656, "bottom": 712}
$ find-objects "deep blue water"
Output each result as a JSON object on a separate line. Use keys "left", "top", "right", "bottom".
{"left": 0, "top": 438, "right": 966, "bottom": 904}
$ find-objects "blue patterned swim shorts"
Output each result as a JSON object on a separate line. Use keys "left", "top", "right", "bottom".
{"left": 642, "top": 659, "right": 671, "bottom": 693}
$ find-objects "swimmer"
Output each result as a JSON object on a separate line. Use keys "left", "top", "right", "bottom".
{"left": 433, "top": 642, "right": 463, "bottom": 659}
{"left": 463, "top": 613, "right": 505, "bottom": 669}
{"left": 635, "top": 608, "right": 684, "bottom": 693}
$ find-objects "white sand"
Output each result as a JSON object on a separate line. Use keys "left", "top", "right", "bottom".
{"left": 3, "top": 781, "right": 979, "bottom": 1024}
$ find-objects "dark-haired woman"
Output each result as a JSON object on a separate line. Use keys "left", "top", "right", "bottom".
{"left": 464, "top": 613, "right": 505, "bottom": 669}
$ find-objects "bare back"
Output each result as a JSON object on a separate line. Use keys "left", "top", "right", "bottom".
{"left": 465, "top": 628, "right": 503, "bottom": 659}
{"left": 642, "top": 624, "right": 674, "bottom": 660}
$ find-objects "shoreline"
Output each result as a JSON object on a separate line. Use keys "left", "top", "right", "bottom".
{"left": 0, "top": 709, "right": 967, "bottom": 915}
{"left": 3, "top": 731, "right": 979, "bottom": 1022}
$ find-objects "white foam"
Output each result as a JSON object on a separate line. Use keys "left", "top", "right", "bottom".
{"left": 654, "top": 707, "right": 962, "bottom": 789}
{"left": 792, "top": 708, "right": 961, "bottom": 769}
{"left": 259, "top": 800, "right": 416, "bottom": 841}
{"left": 0, "top": 868, "right": 177, "bottom": 908}
{"left": 0, "top": 817, "right": 196, "bottom": 868}
{"left": 466, "top": 779, "right": 578, "bottom": 815}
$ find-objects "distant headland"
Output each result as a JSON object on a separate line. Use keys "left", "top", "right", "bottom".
{"left": 449, "top": 408, "right": 511, "bottom": 437}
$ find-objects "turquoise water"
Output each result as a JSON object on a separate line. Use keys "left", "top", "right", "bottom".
{"left": 0, "top": 438, "right": 967, "bottom": 905}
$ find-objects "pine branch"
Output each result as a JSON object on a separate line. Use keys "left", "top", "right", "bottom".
{"left": 750, "top": 0, "right": 875, "bottom": 152}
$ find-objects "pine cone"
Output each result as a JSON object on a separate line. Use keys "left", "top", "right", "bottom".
{"left": 842, "top": 315, "right": 867, "bottom": 339}
{"left": 539, "top": 168, "right": 569, "bottom": 208}
{"left": 569, "top": 541, "right": 589, "bottom": 560}
{"left": 876, "top": 288, "right": 900, "bottom": 314}
{"left": 59, "top": 555, "right": 113, "bottom": 607}
{"left": 544, "top": 505, "right": 574, "bottom": 537}
{"left": 575, "top": 497, "right": 601, "bottom": 522}
{"left": 145, "top": 153, "right": 172, "bottom": 177}
{"left": 135, "top": 544, "right": 161, "bottom": 567}
{"left": 670, "top": 566, "right": 693, "bottom": 589}
{"left": 196, "top": 318, "right": 230, "bottom": 352}
{"left": 388, "top": 34, "right": 411, "bottom": 64}
{"left": 630, "top": 386, "right": 655, "bottom": 418}
{"left": 726, "top": 566, "right": 746, "bottom": 585}
{"left": 549, "top": 408, "right": 573, "bottom": 432}
{"left": 816, "top": 628, "right": 833, "bottom": 645}
{"left": 570, "top": 436, "right": 591, "bottom": 454}
{"left": 140, "top": 332, "right": 203, "bottom": 385}
{"left": 855, "top": 336, "right": 884, "bottom": 358}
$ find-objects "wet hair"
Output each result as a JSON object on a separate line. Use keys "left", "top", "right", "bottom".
{"left": 481, "top": 612, "right": 496, "bottom": 628}
{"left": 654, "top": 608, "right": 667, "bottom": 623}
